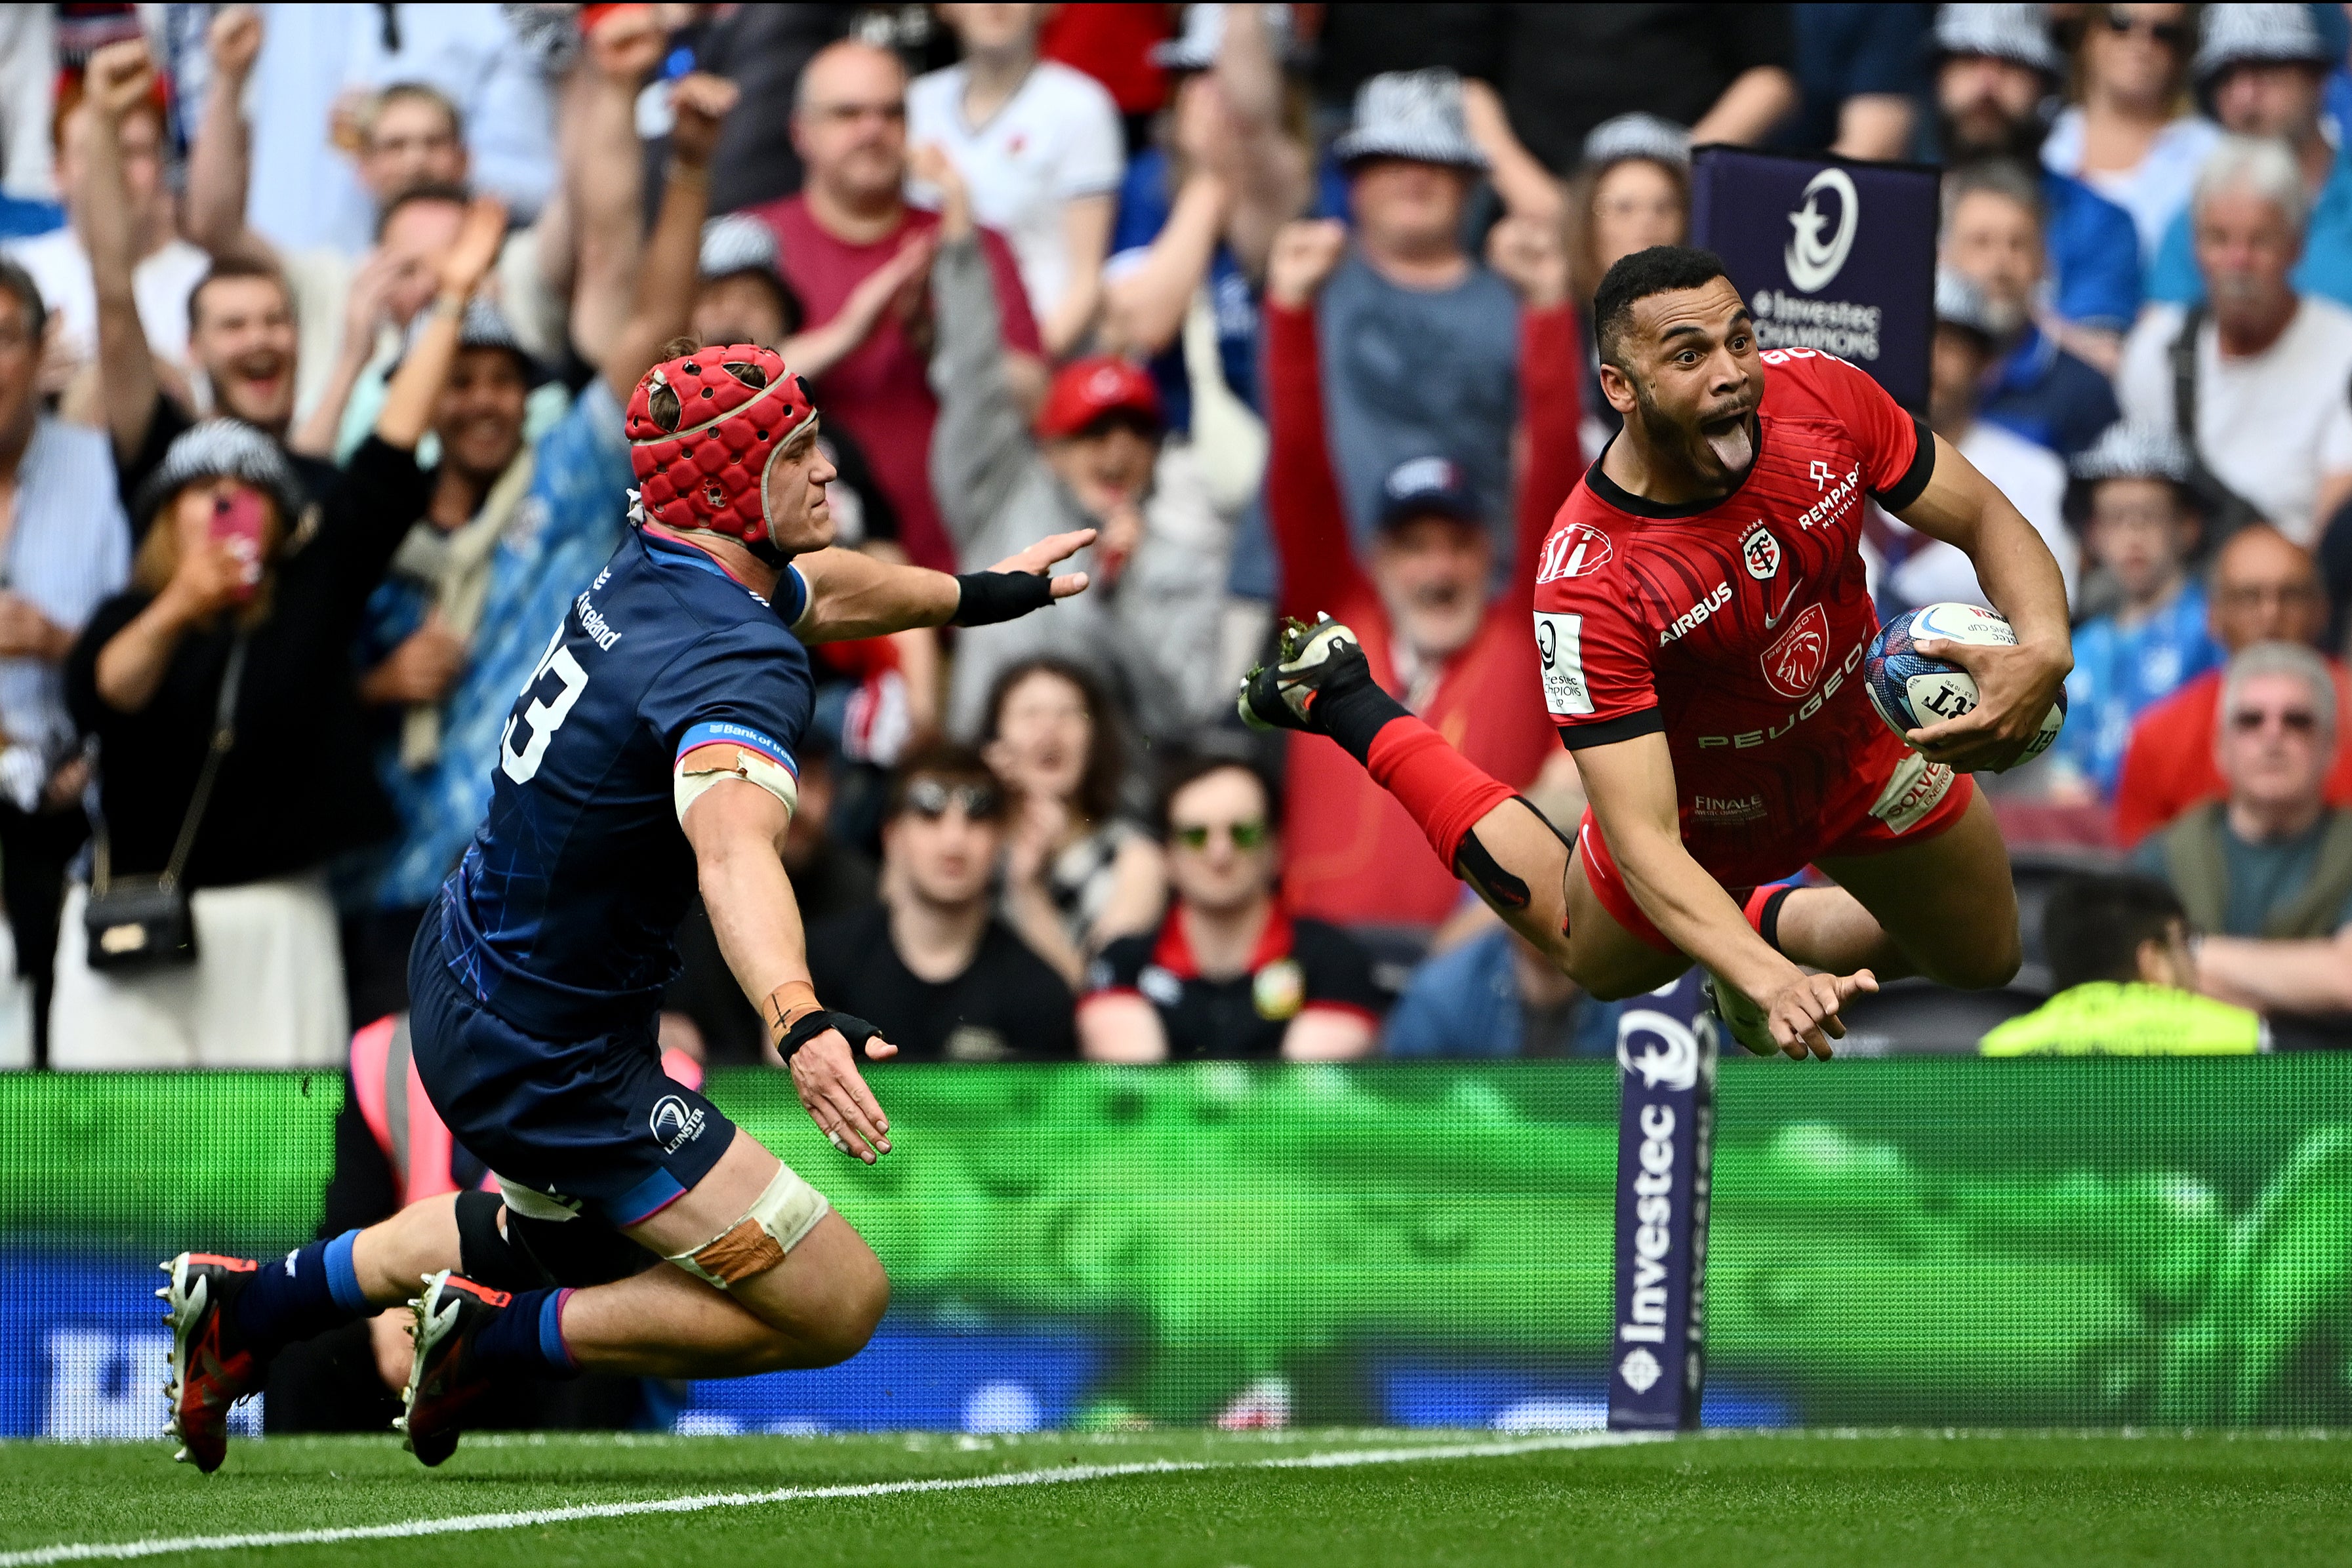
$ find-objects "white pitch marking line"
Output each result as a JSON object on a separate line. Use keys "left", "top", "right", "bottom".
{"left": 0, "top": 1432, "right": 1661, "bottom": 1567}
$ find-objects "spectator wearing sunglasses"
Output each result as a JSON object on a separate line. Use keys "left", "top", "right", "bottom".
{"left": 805, "top": 744, "right": 1076, "bottom": 1064}
{"left": 1079, "top": 756, "right": 1381, "bottom": 1062}
{"left": 2113, "top": 526, "right": 2352, "bottom": 844}
{"left": 2135, "top": 642, "right": 2352, "bottom": 1034}
{"left": 2041, "top": 4, "right": 2218, "bottom": 265}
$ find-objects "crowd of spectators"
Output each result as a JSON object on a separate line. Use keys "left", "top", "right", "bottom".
{"left": 0, "top": 1, "right": 2347, "bottom": 1075}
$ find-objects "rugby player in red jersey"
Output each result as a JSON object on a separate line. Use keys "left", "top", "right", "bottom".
{"left": 1242, "top": 240, "right": 2074, "bottom": 1058}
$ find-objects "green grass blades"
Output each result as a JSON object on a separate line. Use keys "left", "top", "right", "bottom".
{"left": 2, "top": 1429, "right": 2349, "bottom": 1568}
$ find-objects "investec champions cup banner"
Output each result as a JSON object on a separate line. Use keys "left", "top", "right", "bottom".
{"left": 1691, "top": 146, "right": 1940, "bottom": 414}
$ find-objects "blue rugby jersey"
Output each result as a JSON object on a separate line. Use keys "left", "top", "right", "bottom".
{"left": 436, "top": 527, "right": 813, "bottom": 1036}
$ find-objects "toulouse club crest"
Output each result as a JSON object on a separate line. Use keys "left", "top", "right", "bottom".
{"left": 1740, "top": 525, "right": 1783, "bottom": 580}
{"left": 1760, "top": 602, "right": 1830, "bottom": 698}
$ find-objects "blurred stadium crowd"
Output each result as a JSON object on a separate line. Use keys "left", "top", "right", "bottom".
{"left": 0, "top": 0, "right": 2346, "bottom": 1078}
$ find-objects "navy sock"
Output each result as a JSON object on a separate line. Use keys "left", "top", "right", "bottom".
{"left": 466, "top": 1286, "right": 580, "bottom": 1380}
{"left": 230, "top": 1230, "right": 368, "bottom": 1359}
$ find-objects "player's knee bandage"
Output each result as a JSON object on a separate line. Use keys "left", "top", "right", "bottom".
{"left": 674, "top": 741, "right": 798, "bottom": 826}
{"left": 666, "top": 1163, "right": 830, "bottom": 1289}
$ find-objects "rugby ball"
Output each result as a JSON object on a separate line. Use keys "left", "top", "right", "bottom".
{"left": 1865, "top": 602, "right": 2067, "bottom": 768}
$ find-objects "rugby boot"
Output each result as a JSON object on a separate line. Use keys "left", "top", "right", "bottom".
{"left": 157, "top": 1252, "right": 262, "bottom": 1473}
{"left": 1701, "top": 969, "right": 1782, "bottom": 1057}
{"left": 395, "top": 1270, "right": 512, "bottom": 1466}
{"left": 1237, "top": 615, "right": 1369, "bottom": 733}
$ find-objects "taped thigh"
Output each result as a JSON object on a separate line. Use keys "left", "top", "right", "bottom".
{"left": 666, "top": 1161, "right": 830, "bottom": 1289}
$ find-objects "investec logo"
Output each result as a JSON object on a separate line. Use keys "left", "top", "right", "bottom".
{"left": 1621, "top": 1098, "right": 1679, "bottom": 1348}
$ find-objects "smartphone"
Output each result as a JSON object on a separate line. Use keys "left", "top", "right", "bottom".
{"left": 210, "top": 488, "right": 268, "bottom": 603}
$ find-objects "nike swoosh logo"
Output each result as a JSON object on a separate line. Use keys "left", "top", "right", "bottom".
{"left": 1763, "top": 580, "right": 1802, "bottom": 630}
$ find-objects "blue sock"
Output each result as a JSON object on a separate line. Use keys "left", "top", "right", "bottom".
{"left": 230, "top": 1230, "right": 369, "bottom": 1359}
{"left": 465, "top": 1286, "right": 579, "bottom": 1380}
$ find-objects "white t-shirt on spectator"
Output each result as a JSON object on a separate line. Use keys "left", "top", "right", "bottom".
{"left": 1888, "top": 418, "right": 2077, "bottom": 611}
{"left": 906, "top": 59, "right": 1124, "bottom": 327}
{"left": 2117, "top": 296, "right": 2352, "bottom": 547}
{"left": 2, "top": 227, "right": 209, "bottom": 378}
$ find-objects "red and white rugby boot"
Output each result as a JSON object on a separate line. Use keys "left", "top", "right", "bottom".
{"left": 157, "top": 1252, "right": 262, "bottom": 1473}
{"left": 395, "top": 1270, "right": 512, "bottom": 1467}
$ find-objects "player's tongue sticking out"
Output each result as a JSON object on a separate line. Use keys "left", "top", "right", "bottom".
{"left": 1701, "top": 412, "right": 1755, "bottom": 477}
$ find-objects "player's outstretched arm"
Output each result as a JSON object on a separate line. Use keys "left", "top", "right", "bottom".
{"left": 1577, "top": 731, "right": 1876, "bottom": 1058}
{"left": 681, "top": 776, "right": 897, "bottom": 1161}
{"left": 788, "top": 529, "right": 1095, "bottom": 644}
{"left": 1892, "top": 433, "right": 2075, "bottom": 771}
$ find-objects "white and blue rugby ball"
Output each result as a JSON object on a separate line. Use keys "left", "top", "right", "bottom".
{"left": 1865, "top": 602, "right": 2067, "bottom": 768}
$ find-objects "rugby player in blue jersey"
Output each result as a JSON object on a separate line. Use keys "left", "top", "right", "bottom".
{"left": 155, "top": 329, "right": 1093, "bottom": 1471}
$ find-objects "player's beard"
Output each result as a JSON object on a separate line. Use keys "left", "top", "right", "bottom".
{"left": 1632, "top": 379, "right": 1755, "bottom": 488}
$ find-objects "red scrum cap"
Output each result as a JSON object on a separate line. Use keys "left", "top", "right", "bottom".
{"left": 625, "top": 343, "right": 817, "bottom": 552}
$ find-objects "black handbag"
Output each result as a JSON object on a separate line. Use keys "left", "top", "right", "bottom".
{"left": 83, "top": 637, "right": 247, "bottom": 973}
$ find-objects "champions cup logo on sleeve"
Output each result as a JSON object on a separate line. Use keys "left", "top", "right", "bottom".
{"left": 1537, "top": 524, "right": 1613, "bottom": 583}
{"left": 1784, "top": 167, "right": 1859, "bottom": 292}
{"left": 1532, "top": 611, "right": 1593, "bottom": 716}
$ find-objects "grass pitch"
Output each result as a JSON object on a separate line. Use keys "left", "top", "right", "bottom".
{"left": 1, "top": 1428, "right": 2347, "bottom": 1567}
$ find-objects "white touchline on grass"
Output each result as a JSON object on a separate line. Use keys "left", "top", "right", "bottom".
{"left": 0, "top": 1432, "right": 1664, "bottom": 1567}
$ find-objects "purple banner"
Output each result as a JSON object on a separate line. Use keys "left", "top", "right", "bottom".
{"left": 1690, "top": 146, "right": 1940, "bottom": 414}
{"left": 1607, "top": 978, "right": 1717, "bottom": 1432}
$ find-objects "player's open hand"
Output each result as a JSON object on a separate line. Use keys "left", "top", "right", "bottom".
{"left": 986, "top": 527, "right": 1096, "bottom": 602}
{"left": 1765, "top": 969, "right": 1876, "bottom": 1060}
{"left": 788, "top": 1027, "right": 897, "bottom": 1164}
{"left": 1905, "top": 635, "right": 2070, "bottom": 772}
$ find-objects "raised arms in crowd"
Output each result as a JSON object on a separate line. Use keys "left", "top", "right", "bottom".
{"left": 1101, "top": 3, "right": 1307, "bottom": 359}
{"left": 77, "top": 39, "right": 167, "bottom": 468}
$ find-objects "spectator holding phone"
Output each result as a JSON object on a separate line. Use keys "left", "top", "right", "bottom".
{"left": 50, "top": 197, "right": 507, "bottom": 1069}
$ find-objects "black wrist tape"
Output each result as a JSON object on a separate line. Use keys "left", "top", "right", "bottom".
{"left": 779, "top": 1009, "right": 885, "bottom": 1058}
{"left": 951, "top": 571, "right": 1053, "bottom": 626}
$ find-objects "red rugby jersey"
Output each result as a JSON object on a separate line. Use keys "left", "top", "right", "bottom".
{"left": 1533, "top": 349, "right": 1936, "bottom": 886}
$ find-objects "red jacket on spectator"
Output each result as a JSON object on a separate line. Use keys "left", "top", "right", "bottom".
{"left": 750, "top": 197, "right": 1042, "bottom": 572}
{"left": 2111, "top": 658, "right": 2352, "bottom": 845}
{"left": 1265, "top": 294, "right": 1580, "bottom": 930}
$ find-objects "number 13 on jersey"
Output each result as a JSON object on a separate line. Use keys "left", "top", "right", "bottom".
{"left": 500, "top": 626, "right": 590, "bottom": 784}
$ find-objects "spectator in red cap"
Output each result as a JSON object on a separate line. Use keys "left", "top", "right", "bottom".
{"left": 1259, "top": 215, "right": 1581, "bottom": 935}
{"left": 923, "top": 147, "right": 1237, "bottom": 746}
